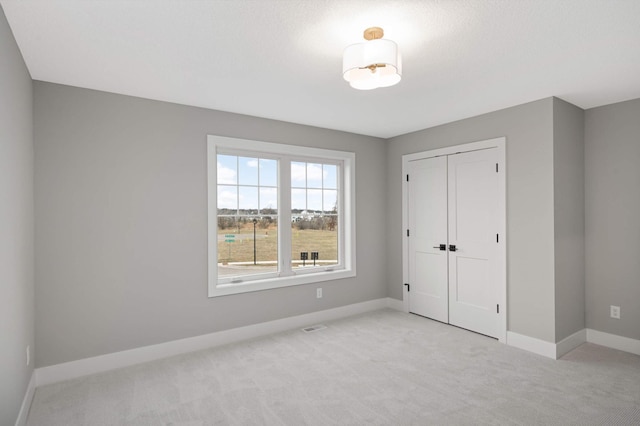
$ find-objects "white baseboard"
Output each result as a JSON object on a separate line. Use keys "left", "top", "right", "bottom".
{"left": 508, "top": 328, "right": 640, "bottom": 360}
{"left": 556, "top": 329, "right": 587, "bottom": 359}
{"left": 587, "top": 329, "right": 640, "bottom": 356}
{"left": 35, "top": 298, "right": 390, "bottom": 387}
{"left": 15, "top": 371, "right": 35, "bottom": 426}
{"left": 33, "top": 298, "right": 639, "bottom": 390}
{"left": 507, "top": 331, "right": 557, "bottom": 359}
{"left": 385, "top": 297, "right": 404, "bottom": 311}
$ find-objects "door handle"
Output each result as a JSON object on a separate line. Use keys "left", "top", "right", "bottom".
{"left": 449, "top": 244, "right": 458, "bottom": 252}
{"left": 432, "top": 244, "right": 447, "bottom": 251}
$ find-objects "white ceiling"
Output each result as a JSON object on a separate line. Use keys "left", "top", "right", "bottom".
{"left": 2, "top": 0, "right": 640, "bottom": 138}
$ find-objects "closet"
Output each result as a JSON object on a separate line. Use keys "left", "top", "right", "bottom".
{"left": 402, "top": 138, "right": 506, "bottom": 339}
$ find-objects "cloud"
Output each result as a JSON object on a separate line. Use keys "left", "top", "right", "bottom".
{"left": 291, "top": 163, "right": 326, "bottom": 185}
{"left": 217, "top": 188, "right": 237, "bottom": 209}
{"left": 217, "top": 162, "right": 237, "bottom": 184}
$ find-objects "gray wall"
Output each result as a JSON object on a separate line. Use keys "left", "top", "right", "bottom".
{"left": 34, "top": 82, "right": 387, "bottom": 367}
{"left": 585, "top": 98, "right": 640, "bottom": 341}
{"left": 0, "top": 5, "right": 34, "bottom": 426}
{"left": 387, "top": 99, "right": 558, "bottom": 343}
{"left": 552, "top": 98, "right": 586, "bottom": 342}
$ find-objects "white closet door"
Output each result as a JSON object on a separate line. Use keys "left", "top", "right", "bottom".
{"left": 407, "top": 156, "right": 449, "bottom": 322}
{"left": 447, "top": 148, "right": 500, "bottom": 338}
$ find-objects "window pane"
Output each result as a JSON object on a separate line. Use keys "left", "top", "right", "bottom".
{"left": 218, "top": 217, "right": 278, "bottom": 279}
{"left": 323, "top": 164, "right": 337, "bottom": 189}
{"left": 260, "top": 187, "right": 278, "bottom": 213}
{"left": 238, "top": 186, "right": 258, "bottom": 214}
{"left": 217, "top": 185, "right": 237, "bottom": 211}
{"left": 323, "top": 190, "right": 337, "bottom": 213}
{"left": 217, "top": 155, "right": 237, "bottom": 184}
{"left": 306, "top": 163, "right": 323, "bottom": 188}
{"left": 307, "top": 189, "right": 322, "bottom": 212}
{"left": 238, "top": 157, "right": 259, "bottom": 186}
{"left": 291, "top": 218, "right": 338, "bottom": 269}
{"left": 291, "top": 188, "right": 306, "bottom": 211}
{"left": 291, "top": 162, "right": 306, "bottom": 187}
{"left": 290, "top": 160, "right": 339, "bottom": 271}
{"left": 260, "top": 159, "right": 277, "bottom": 186}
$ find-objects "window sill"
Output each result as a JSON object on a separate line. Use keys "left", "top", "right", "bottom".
{"left": 208, "top": 268, "right": 356, "bottom": 297}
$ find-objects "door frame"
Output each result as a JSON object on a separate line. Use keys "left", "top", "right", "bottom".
{"left": 402, "top": 137, "right": 507, "bottom": 343}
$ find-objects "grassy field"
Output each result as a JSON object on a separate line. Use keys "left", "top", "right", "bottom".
{"left": 218, "top": 225, "right": 338, "bottom": 266}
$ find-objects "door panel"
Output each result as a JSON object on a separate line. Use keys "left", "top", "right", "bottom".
{"left": 453, "top": 257, "right": 489, "bottom": 308}
{"left": 448, "top": 149, "right": 499, "bottom": 338}
{"left": 407, "top": 156, "right": 448, "bottom": 322}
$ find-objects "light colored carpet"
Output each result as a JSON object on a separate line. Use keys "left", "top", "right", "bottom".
{"left": 27, "top": 309, "right": 640, "bottom": 425}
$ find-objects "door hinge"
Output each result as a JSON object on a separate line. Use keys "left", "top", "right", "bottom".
{"left": 406, "top": 174, "right": 409, "bottom": 182}
{"left": 496, "top": 163, "right": 499, "bottom": 173}
{"left": 407, "top": 229, "right": 410, "bottom": 237}
{"left": 497, "top": 304, "right": 500, "bottom": 314}
{"left": 404, "top": 283, "right": 410, "bottom": 292}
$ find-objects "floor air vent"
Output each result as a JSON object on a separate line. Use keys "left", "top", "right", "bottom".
{"left": 302, "top": 324, "right": 327, "bottom": 333}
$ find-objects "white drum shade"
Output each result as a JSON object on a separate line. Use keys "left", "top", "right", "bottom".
{"left": 343, "top": 39, "right": 402, "bottom": 90}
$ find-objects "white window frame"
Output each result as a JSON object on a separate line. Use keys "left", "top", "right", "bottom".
{"left": 207, "top": 135, "right": 356, "bottom": 297}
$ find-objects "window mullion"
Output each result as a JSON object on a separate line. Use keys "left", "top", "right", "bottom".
{"left": 279, "top": 158, "right": 293, "bottom": 276}
{"left": 337, "top": 162, "right": 344, "bottom": 268}
{"left": 235, "top": 156, "right": 240, "bottom": 216}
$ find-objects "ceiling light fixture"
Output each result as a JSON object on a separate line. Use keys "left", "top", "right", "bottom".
{"left": 342, "top": 27, "right": 402, "bottom": 90}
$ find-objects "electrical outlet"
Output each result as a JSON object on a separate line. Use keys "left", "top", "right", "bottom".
{"left": 316, "top": 288, "right": 322, "bottom": 299}
{"left": 610, "top": 305, "right": 621, "bottom": 319}
{"left": 26, "top": 345, "right": 30, "bottom": 366}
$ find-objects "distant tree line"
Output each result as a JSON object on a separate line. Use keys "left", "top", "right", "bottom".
{"left": 217, "top": 216, "right": 275, "bottom": 231}
{"left": 217, "top": 205, "right": 337, "bottom": 231}
{"left": 293, "top": 215, "right": 337, "bottom": 231}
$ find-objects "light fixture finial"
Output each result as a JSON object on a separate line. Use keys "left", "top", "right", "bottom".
{"left": 363, "top": 27, "right": 384, "bottom": 41}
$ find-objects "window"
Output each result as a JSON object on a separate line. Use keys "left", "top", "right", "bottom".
{"left": 208, "top": 135, "right": 356, "bottom": 297}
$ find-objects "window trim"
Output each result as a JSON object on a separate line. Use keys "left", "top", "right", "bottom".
{"left": 207, "top": 135, "right": 356, "bottom": 297}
